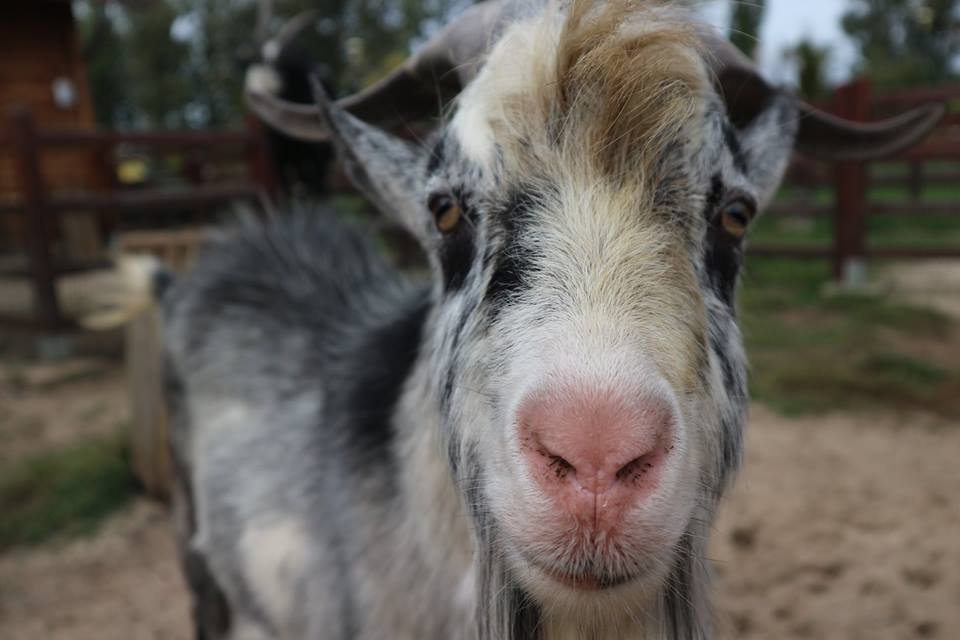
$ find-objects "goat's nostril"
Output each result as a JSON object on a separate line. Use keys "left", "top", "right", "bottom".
{"left": 547, "top": 454, "right": 574, "bottom": 480}
{"left": 539, "top": 447, "right": 575, "bottom": 480}
{"left": 615, "top": 454, "right": 656, "bottom": 486}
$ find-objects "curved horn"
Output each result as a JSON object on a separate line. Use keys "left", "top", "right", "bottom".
{"left": 246, "top": 90, "right": 330, "bottom": 142}
{"left": 263, "top": 10, "right": 320, "bottom": 62}
{"left": 702, "top": 34, "right": 946, "bottom": 161}
{"left": 795, "top": 100, "right": 946, "bottom": 162}
{"left": 247, "top": 0, "right": 522, "bottom": 141}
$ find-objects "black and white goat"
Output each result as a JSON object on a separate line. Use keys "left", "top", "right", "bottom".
{"left": 149, "top": 1, "right": 942, "bottom": 638}
{"left": 244, "top": 11, "right": 334, "bottom": 195}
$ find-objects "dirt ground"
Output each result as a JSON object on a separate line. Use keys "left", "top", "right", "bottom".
{"left": 1, "top": 359, "right": 958, "bottom": 640}
{"left": 712, "top": 406, "right": 959, "bottom": 640}
{"left": 0, "top": 363, "right": 127, "bottom": 467}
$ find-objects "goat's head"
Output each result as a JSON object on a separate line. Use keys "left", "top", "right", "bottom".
{"left": 244, "top": 11, "right": 322, "bottom": 103}
{"left": 248, "top": 0, "right": 943, "bottom": 630}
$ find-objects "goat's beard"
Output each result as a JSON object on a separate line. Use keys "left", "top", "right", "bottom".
{"left": 469, "top": 507, "right": 716, "bottom": 640}
{"left": 471, "top": 468, "right": 712, "bottom": 640}
{"left": 468, "top": 525, "right": 712, "bottom": 640}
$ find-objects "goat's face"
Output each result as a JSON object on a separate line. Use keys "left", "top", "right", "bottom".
{"left": 324, "top": 1, "right": 796, "bottom": 614}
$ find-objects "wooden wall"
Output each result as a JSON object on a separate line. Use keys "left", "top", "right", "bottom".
{"left": 0, "top": 2, "right": 99, "bottom": 248}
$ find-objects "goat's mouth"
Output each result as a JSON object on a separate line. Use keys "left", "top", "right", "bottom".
{"left": 517, "top": 549, "right": 642, "bottom": 592}
{"left": 501, "top": 507, "right": 679, "bottom": 596}
{"left": 537, "top": 564, "right": 636, "bottom": 591}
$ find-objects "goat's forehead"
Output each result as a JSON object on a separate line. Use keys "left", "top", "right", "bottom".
{"left": 447, "top": 1, "right": 710, "bottom": 178}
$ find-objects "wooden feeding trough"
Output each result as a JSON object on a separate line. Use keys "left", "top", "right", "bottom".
{"left": 117, "top": 228, "right": 209, "bottom": 500}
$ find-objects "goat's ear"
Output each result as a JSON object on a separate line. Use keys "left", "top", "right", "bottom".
{"left": 731, "top": 91, "right": 800, "bottom": 209}
{"left": 311, "top": 80, "right": 433, "bottom": 245}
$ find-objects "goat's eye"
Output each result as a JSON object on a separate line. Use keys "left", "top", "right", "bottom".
{"left": 718, "top": 197, "right": 755, "bottom": 239}
{"left": 429, "top": 194, "right": 462, "bottom": 233}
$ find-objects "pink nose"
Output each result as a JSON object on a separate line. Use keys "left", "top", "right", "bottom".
{"left": 517, "top": 385, "right": 675, "bottom": 531}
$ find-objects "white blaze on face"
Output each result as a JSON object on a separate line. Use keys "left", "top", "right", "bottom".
{"left": 449, "top": 82, "right": 498, "bottom": 167}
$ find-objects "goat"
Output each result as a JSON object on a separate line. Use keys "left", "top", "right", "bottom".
{"left": 244, "top": 11, "right": 334, "bottom": 196}
{"left": 150, "top": 1, "right": 943, "bottom": 638}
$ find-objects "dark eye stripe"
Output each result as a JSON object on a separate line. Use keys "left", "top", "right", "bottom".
{"left": 703, "top": 173, "right": 745, "bottom": 306}
{"left": 433, "top": 192, "right": 475, "bottom": 293}
{"left": 483, "top": 188, "right": 542, "bottom": 318}
{"left": 485, "top": 244, "right": 534, "bottom": 315}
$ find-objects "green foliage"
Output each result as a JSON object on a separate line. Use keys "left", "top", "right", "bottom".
{"left": 785, "top": 40, "right": 832, "bottom": 101}
{"left": 127, "top": 2, "right": 192, "bottom": 128}
{"left": 842, "top": 0, "right": 960, "bottom": 88}
{"left": 182, "top": 0, "right": 262, "bottom": 127}
{"left": 80, "top": 4, "right": 132, "bottom": 127}
{"left": 729, "top": 0, "right": 767, "bottom": 59}
{"left": 78, "top": 0, "right": 464, "bottom": 129}
{"left": 0, "top": 432, "right": 139, "bottom": 550}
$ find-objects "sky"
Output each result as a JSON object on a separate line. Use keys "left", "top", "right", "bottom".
{"left": 698, "top": 0, "right": 859, "bottom": 86}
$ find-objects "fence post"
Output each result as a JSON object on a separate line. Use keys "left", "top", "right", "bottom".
{"left": 8, "top": 106, "right": 63, "bottom": 329}
{"left": 908, "top": 161, "right": 923, "bottom": 200}
{"left": 245, "top": 114, "right": 279, "bottom": 205}
{"left": 93, "top": 139, "right": 119, "bottom": 241}
{"left": 832, "top": 77, "right": 871, "bottom": 285}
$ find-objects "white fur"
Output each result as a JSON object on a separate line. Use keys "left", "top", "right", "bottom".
{"left": 245, "top": 64, "right": 284, "bottom": 96}
{"left": 239, "top": 519, "right": 313, "bottom": 632}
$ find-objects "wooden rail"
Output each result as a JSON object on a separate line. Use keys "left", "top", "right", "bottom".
{"left": 0, "top": 106, "right": 278, "bottom": 330}
{"left": 750, "top": 77, "right": 960, "bottom": 282}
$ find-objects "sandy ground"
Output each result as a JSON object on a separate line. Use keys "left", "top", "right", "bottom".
{"left": 713, "top": 406, "right": 960, "bottom": 640}
{"left": 0, "top": 501, "right": 189, "bottom": 640}
{"left": 876, "top": 259, "right": 960, "bottom": 320}
{"left": 1, "top": 358, "right": 958, "bottom": 639}
{"left": 0, "top": 364, "right": 127, "bottom": 467}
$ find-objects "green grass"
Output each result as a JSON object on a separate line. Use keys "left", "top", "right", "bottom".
{"left": 0, "top": 432, "right": 140, "bottom": 551}
{"left": 739, "top": 258, "right": 960, "bottom": 418}
{"left": 741, "top": 181, "right": 960, "bottom": 418}
{"left": 761, "top": 179, "right": 960, "bottom": 249}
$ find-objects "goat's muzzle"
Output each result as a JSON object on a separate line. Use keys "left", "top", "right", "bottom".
{"left": 517, "top": 383, "right": 676, "bottom": 538}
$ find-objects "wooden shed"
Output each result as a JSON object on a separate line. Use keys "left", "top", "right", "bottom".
{"left": 0, "top": 0, "right": 100, "bottom": 254}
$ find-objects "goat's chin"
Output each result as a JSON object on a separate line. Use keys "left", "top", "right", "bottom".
{"left": 503, "top": 547, "right": 677, "bottom": 627}
{"left": 499, "top": 517, "right": 685, "bottom": 611}
{"left": 489, "top": 481, "right": 697, "bottom": 612}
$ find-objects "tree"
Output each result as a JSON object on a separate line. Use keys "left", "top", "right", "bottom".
{"left": 79, "top": 0, "right": 463, "bottom": 129}
{"left": 785, "top": 40, "right": 831, "bottom": 101}
{"left": 125, "top": 1, "right": 191, "bottom": 127}
{"left": 78, "top": 0, "right": 192, "bottom": 128}
{"left": 843, "top": 0, "right": 960, "bottom": 88}
{"left": 80, "top": 2, "right": 133, "bottom": 127}
{"left": 729, "top": 0, "right": 767, "bottom": 59}
{"left": 176, "top": 0, "right": 259, "bottom": 127}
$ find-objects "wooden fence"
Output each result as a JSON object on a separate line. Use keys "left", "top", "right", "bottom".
{"left": 757, "top": 78, "right": 960, "bottom": 282}
{"left": 0, "top": 105, "right": 278, "bottom": 331}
